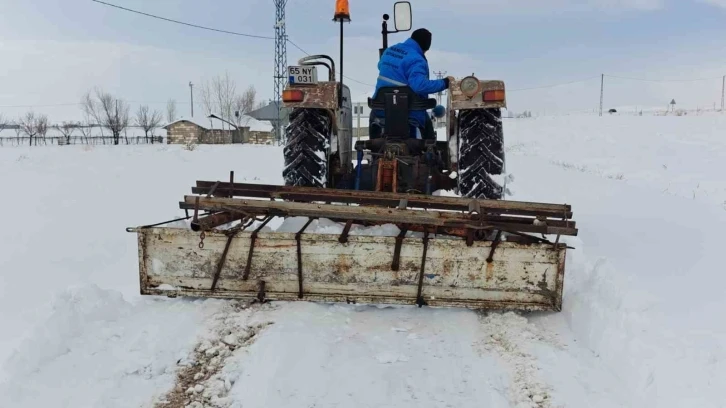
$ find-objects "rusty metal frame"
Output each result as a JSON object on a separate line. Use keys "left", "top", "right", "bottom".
{"left": 486, "top": 231, "right": 503, "bottom": 264}
{"left": 338, "top": 220, "right": 353, "bottom": 244}
{"left": 180, "top": 195, "right": 577, "bottom": 238}
{"left": 416, "top": 228, "right": 431, "bottom": 307}
{"left": 192, "top": 181, "right": 574, "bottom": 219}
{"left": 211, "top": 226, "right": 242, "bottom": 291}
{"left": 242, "top": 217, "right": 273, "bottom": 280}
{"left": 391, "top": 226, "right": 408, "bottom": 271}
{"left": 296, "top": 218, "right": 316, "bottom": 299}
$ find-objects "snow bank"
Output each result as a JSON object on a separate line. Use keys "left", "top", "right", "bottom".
{"left": 2, "top": 113, "right": 726, "bottom": 407}
{"left": 509, "top": 154, "right": 726, "bottom": 407}
{"left": 0, "top": 284, "right": 227, "bottom": 407}
{"left": 0, "top": 144, "right": 283, "bottom": 399}
{"left": 504, "top": 115, "right": 726, "bottom": 210}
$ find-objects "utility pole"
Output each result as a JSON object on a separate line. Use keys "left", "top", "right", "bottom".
{"left": 433, "top": 70, "right": 447, "bottom": 106}
{"left": 189, "top": 81, "right": 194, "bottom": 117}
{"left": 599, "top": 74, "right": 604, "bottom": 117}
{"left": 721, "top": 75, "right": 724, "bottom": 112}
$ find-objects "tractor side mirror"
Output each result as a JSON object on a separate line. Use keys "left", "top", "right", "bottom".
{"left": 393, "top": 2, "right": 412, "bottom": 32}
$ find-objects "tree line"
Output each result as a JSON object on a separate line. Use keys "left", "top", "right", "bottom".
{"left": 0, "top": 72, "right": 260, "bottom": 146}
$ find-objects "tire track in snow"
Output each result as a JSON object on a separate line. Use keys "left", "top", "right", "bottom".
{"left": 474, "top": 311, "right": 565, "bottom": 408}
{"left": 154, "top": 301, "right": 274, "bottom": 408}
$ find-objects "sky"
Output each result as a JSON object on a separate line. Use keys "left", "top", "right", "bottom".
{"left": 1, "top": 0, "right": 726, "bottom": 123}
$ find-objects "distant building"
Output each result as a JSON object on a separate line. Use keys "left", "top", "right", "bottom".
{"left": 164, "top": 116, "right": 273, "bottom": 145}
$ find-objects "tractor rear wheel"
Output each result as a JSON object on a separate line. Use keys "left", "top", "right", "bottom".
{"left": 283, "top": 108, "right": 332, "bottom": 188}
{"left": 457, "top": 108, "right": 505, "bottom": 199}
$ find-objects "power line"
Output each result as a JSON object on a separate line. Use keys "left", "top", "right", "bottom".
{"left": 509, "top": 76, "right": 601, "bottom": 92}
{"left": 90, "top": 0, "right": 275, "bottom": 40}
{"left": 92, "top": 0, "right": 374, "bottom": 87}
{"left": 604, "top": 74, "right": 724, "bottom": 82}
{"left": 0, "top": 100, "right": 190, "bottom": 109}
{"left": 287, "top": 38, "right": 375, "bottom": 87}
{"left": 0, "top": 102, "right": 83, "bottom": 108}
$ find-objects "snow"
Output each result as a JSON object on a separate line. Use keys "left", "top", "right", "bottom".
{"left": 1, "top": 113, "right": 725, "bottom": 407}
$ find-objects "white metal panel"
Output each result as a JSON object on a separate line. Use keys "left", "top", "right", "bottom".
{"left": 132, "top": 227, "right": 566, "bottom": 311}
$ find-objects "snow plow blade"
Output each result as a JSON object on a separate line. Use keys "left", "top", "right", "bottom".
{"left": 127, "top": 179, "right": 577, "bottom": 311}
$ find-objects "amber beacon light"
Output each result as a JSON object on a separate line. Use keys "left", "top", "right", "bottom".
{"left": 334, "top": 0, "right": 351, "bottom": 22}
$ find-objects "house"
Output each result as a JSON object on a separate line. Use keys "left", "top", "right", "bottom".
{"left": 164, "top": 115, "right": 273, "bottom": 145}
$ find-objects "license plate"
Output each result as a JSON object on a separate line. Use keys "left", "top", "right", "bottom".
{"left": 288, "top": 66, "right": 318, "bottom": 85}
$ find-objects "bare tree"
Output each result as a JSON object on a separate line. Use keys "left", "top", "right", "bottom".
{"left": 82, "top": 88, "right": 130, "bottom": 145}
{"left": 56, "top": 121, "right": 79, "bottom": 145}
{"left": 166, "top": 99, "right": 178, "bottom": 123}
{"left": 233, "top": 85, "right": 257, "bottom": 127}
{"left": 14, "top": 120, "right": 22, "bottom": 144}
{"left": 0, "top": 114, "right": 7, "bottom": 134}
{"left": 36, "top": 114, "right": 49, "bottom": 145}
{"left": 19, "top": 112, "right": 39, "bottom": 146}
{"left": 78, "top": 116, "right": 93, "bottom": 143}
{"left": 199, "top": 80, "right": 215, "bottom": 123}
{"left": 214, "top": 71, "right": 236, "bottom": 128}
{"left": 199, "top": 72, "right": 244, "bottom": 129}
{"left": 136, "top": 105, "right": 163, "bottom": 143}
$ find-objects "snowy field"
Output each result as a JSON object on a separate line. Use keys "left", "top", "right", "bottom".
{"left": 1, "top": 114, "right": 725, "bottom": 407}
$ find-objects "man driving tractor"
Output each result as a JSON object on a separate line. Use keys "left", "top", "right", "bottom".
{"left": 370, "top": 28, "right": 453, "bottom": 140}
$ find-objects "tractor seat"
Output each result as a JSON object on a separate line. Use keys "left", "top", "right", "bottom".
{"left": 367, "top": 86, "right": 437, "bottom": 111}
{"left": 367, "top": 86, "right": 437, "bottom": 140}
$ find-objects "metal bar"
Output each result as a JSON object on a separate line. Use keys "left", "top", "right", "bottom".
{"left": 242, "top": 217, "right": 273, "bottom": 280}
{"left": 296, "top": 218, "right": 316, "bottom": 299}
{"left": 338, "top": 220, "right": 354, "bottom": 244}
{"left": 486, "top": 231, "right": 503, "bottom": 263}
{"left": 193, "top": 196, "right": 201, "bottom": 223}
{"left": 425, "top": 169, "right": 431, "bottom": 195}
{"left": 355, "top": 150, "right": 363, "bottom": 190}
{"left": 190, "top": 212, "right": 245, "bottom": 232}
{"left": 466, "top": 229, "right": 475, "bottom": 247}
{"left": 257, "top": 280, "right": 266, "bottom": 303}
{"left": 391, "top": 226, "right": 408, "bottom": 271}
{"left": 206, "top": 181, "right": 221, "bottom": 198}
{"left": 125, "top": 212, "right": 216, "bottom": 233}
{"left": 193, "top": 181, "right": 573, "bottom": 218}
{"left": 210, "top": 228, "right": 240, "bottom": 291}
{"left": 392, "top": 159, "right": 398, "bottom": 193}
{"left": 181, "top": 196, "right": 579, "bottom": 236}
{"left": 228, "top": 171, "right": 235, "bottom": 198}
{"left": 416, "top": 228, "right": 430, "bottom": 307}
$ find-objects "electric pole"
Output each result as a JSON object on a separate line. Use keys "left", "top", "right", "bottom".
{"left": 721, "top": 75, "right": 724, "bottom": 112}
{"left": 599, "top": 74, "right": 604, "bottom": 117}
{"left": 433, "top": 70, "right": 447, "bottom": 105}
{"left": 189, "top": 81, "right": 194, "bottom": 117}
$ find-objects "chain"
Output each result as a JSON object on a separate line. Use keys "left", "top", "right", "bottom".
{"left": 198, "top": 231, "right": 206, "bottom": 249}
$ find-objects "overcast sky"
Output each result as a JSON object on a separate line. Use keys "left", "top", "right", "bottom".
{"left": 2, "top": 0, "right": 726, "bottom": 122}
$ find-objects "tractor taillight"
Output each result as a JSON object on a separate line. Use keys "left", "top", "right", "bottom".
{"left": 283, "top": 89, "right": 305, "bottom": 103}
{"left": 483, "top": 90, "right": 505, "bottom": 102}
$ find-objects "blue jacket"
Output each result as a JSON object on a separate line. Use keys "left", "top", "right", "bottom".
{"left": 372, "top": 38, "right": 447, "bottom": 128}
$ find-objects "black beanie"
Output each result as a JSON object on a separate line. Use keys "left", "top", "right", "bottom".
{"left": 411, "top": 28, "right": 432, "bottom": 52}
